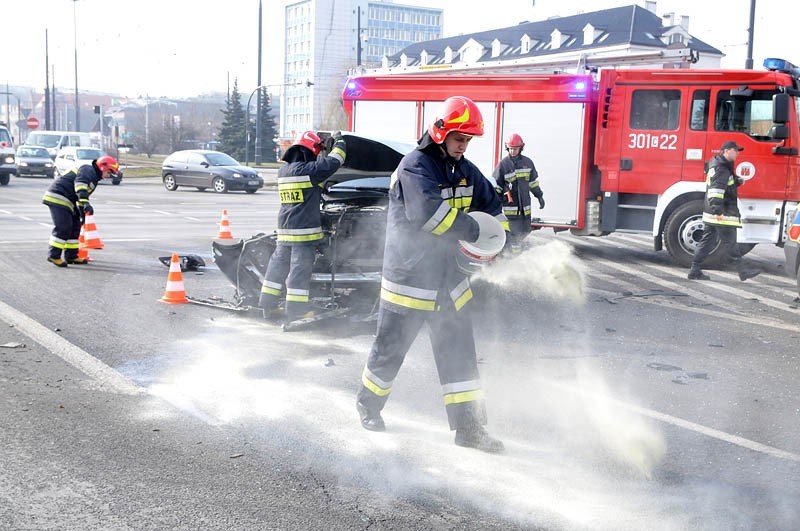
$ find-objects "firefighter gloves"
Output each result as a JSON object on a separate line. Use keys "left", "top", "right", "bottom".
{"left": 538, "top": 197, "right": 545, "bottom": 209}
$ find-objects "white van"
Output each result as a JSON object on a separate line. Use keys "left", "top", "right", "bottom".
{"left": 0, "top": 123, "right": 15, "bottom": 186}
{"left": 25, "top": 130, "right": 92, "bottom": 159}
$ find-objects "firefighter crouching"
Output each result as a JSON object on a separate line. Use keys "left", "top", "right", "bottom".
{"left": 356, "top": 96, "right": 510, "bottom": 453}
{"left": 41, "top": 155, "right": 119, "bottom": 267}
{"left": 259, "top": 131, "right": 346, "bottom": 322}
{"left": 492, "top": 133, "right": 544, "bottom": 251}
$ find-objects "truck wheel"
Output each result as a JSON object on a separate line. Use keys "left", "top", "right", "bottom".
{"left": 0, "top": 174, "right": 9, "bottom": 186}
{"left": 664, "top": 199, "right": 723, "bottom": 268}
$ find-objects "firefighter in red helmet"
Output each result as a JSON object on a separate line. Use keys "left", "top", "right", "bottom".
{"left": 41, "top": 155, "right": 119, "bottom": 267}
{"left": 356, "top": 96, "right": 508, "bottom": 453}
{"left": 259, "top": 131, "right": 346, "bottom": 323}
{"left": 492, "top": 133, "right": 544, "bottom": 251}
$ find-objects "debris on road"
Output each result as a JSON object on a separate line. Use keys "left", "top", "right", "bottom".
{"left": 0, "top": 342, "right": 26, "bottom": 349}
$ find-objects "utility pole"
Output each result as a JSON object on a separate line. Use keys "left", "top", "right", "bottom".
{"left": 357, "top": 8, "right": 362, "bottom": 66}
{"left": 45, "top": 29, "right": 51, "bottom": 130}
{"left": 255, "top": 0, "right": 264, "bottom": 165}
{"left": 72, "top": 0, "right": 80, "bottom": 131}
{"left": 745, "top": 0, "right": 756, "bottom": 69}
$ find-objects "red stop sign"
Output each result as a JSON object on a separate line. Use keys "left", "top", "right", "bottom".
{"left": 26, "top": 117, "right": 40, "bottom": 130}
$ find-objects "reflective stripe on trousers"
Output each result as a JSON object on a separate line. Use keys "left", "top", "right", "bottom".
{"left": 357, "top": 305, "right": 488, "bottom": 430}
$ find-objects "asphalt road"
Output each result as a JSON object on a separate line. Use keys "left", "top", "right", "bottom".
{"left": 1, "top": 175, "right": 799, "bottom": 530}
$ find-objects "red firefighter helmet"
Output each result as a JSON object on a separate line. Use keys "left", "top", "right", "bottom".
{"left": 294, "top": 130, "right": 324, "bottom": 156}
{"left": 505, "top": 133, "right": 525, "bottom": 150}
{"left": 427, "top": 96, "right": 484, "bottom": 144}
{"left": 95, "top": 155, "right": 119, "bottom": 176}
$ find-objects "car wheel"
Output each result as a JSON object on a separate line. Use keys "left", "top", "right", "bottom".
{"left": 163, "top": 174, "right": 178, "bottom": 191}
{"left": 196, "top": 187, "right": 207, "bottom": 192}
{"left": 112, "top": 178, "right": 122, "bottom": 185}
{"left": 246, "top": 189, "right": 257, "bottom": 194}
{"left": 213, "top": 177, "right": 228, "bottom": 193}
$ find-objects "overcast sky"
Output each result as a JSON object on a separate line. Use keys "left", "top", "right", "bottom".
{"left": 4, "top": 0, "right": 798, "bottom": 99}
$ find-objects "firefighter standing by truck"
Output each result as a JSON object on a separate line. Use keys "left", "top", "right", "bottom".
{"left": 41, "top": 155, "right": 119, "bottom": 267}
{"left": 356, "top": 96, "right": 509, "bottom": 453}
{"left": 492, "top": 133, "right": 544, "bottom": 251}
{"left": 688, "top": 140, "right": 761, "bottom": 281}
{"left": 259, "top": 131, "right": 346, "bottom": 323}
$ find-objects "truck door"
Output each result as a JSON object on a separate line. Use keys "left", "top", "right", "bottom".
{"left": 618, "top": 88, "right": 687, "bottom": 194}
{"left": 707, "top": 87, "right": 791, "bottom": 244}
{"left": 501, "top": 101, "right": 587, "bottom": 227}
{"left": 682, "top": 89, "right": 711, "bottom": 182}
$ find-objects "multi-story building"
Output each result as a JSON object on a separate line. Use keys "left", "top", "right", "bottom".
{"left": 281, "top": 0, "right": 442, "bottom": 140}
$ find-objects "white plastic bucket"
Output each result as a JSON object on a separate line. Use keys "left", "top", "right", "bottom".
{"left": 456, "top": 211, "right": 506, "bottom": 275}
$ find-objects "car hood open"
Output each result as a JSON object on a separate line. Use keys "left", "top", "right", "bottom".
{"left": 323, "top": 132, "right": 414, "bottom": 188}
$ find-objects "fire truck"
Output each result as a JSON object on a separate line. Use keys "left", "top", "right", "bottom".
{"left": 341, "top": 59, "right": 800, "bottom": 267}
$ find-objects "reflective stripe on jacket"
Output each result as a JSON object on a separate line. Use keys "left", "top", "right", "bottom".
{"left": 702, "top": 154, "right": 741, "bottom": 227}
{"left": 492, "top": 154, "right": 543, "bottom": 219}
{"left": 42, "top": 164, "right": 101, "bottom": 212}
{"left": 276, "top": 153, "right": 343, "bottom": 245}
{"left": 380, "top": 139, "right": 505, "bottom": 314}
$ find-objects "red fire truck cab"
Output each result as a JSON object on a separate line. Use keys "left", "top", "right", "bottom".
{"left": 342, "top": 59, "right": 800, "bottom": 266}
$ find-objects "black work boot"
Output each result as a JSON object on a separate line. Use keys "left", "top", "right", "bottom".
{"left": 356, "top": 401, "right": 385, "bottom": 432}
{"left": 687, "top": 266, "right": 710, "bottom": 280}
{"left": 738, "top": 267, "right": 761, "bottom": 281}
{"left": 454, "top": 424, "right": 505, "bottom": 454}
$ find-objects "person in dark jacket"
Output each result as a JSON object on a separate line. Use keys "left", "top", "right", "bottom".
{"left": 492, "top": 133, "right": 544, "bottom": 250}
{"left": 41, "top": 156, "right": 119, "bottom": 267}
{"left": 688, "top": 140, "right": 760, "bottom": 281}
{"left": 356, "top": 96, "right": 509, "bottom": 453}
{"left": 259, "top": 131, "right": 346, "bottom": 322}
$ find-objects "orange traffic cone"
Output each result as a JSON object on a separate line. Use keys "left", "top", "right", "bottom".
{"left": 159, "top": 253, "right": 189, "bottom": 304}
{"left": 216, "top": 209, "right": 233, "bottom": 239}
{"left": 77, "top": 226, "right": 92, "bottom": 262}
{"left": 82, "top": 212, "right": 104, "bottom": 249}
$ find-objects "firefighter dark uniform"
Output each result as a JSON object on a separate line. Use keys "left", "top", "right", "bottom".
{"left": 492, "top": 133, "right": 544, "bottom": 249}
{"left": 689, "top": 141, "right": 760, "bottom": 281}
{"left": 259, "top": 131, "right": 346, "bottom": 321}
{"left": 41, "top": 157, "right": 117, "bottom": 267}
{"left": 356, "top": 96, "right": 508, "bottom": 453}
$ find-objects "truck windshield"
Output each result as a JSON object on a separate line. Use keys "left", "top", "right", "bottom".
{"left": 714, "top": 90, "right": 776, "bottom": 140}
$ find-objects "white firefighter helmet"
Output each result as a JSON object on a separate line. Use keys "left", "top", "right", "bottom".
{"left": 456, "top": 211, "right": 506, "bottom": 275}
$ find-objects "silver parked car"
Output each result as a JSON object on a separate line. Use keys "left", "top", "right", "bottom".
{"left": 161, "top": 150, "right": 263, "bottom": 193}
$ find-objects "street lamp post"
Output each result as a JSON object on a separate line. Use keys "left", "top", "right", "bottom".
{"left": 245, "top": 83, "right": 283, "bottom": 166}
{"left": 72, "top": 0, "right": 80, "bottom": 131}
{"left": 244, "top": 81, "right": 313, "bottom": 166}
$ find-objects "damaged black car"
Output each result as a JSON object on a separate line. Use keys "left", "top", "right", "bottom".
{"left": 211, "top": 133, "right": 413, "bottom": 327}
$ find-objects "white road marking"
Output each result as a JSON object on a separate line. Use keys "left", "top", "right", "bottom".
{"left": 154, "top": 210, "right": 173, "bottom": 216}
{"left": 184, "top": 217, "right": 201, "bottom": 221}
{"left": 588, "top": 261, "right": 800, "bottom": 333}
{"left": 541, "top": 378, "right": 800, "bottom": 463}
{"left": 0, "top": 300, "right": 142, "bottom": 395}
{"left": 0, "top": 238, "right": 156, "bottom": 244}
